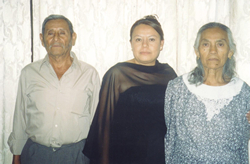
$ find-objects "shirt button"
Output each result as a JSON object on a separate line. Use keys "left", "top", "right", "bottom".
{"left": 55, "top": 124, "right": 58, "bottom": 127}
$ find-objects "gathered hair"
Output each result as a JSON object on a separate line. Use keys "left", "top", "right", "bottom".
{"left": 130, "top": 15, "right": 164, "bottom": 41}
{"left": 188, "top": 22, "right": 236, "bottom": 85}
{"left": 42, "top": 14, "right": 74, "bottom": 36}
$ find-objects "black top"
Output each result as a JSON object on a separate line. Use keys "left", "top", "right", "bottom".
{"left": 83, "top": 61, "right": 177, "bottom": 164}
{"left": 110, "top": 85, "right": 167, "bottom": 164}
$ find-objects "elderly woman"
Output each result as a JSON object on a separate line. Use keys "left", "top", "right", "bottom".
{"left": 164, "top": 22, "right": 250, "bottom": 163}
{"left": 83, "top": 15, "right": 177, "bottom": 164}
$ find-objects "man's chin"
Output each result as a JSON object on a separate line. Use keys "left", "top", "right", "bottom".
{"left": 48, "top": 51, "right": 71, "bottom": 57}
{"left": 49, "top": 53, "right": 64, "bottom": 57}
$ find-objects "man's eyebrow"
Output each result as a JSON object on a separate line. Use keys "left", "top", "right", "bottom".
{"left": 45, "top": 28, "right": 67, "bottom": 31}
{"left": 200, "top": 39, "right": 209, "bottom": 42}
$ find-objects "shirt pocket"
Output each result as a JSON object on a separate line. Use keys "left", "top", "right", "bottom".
{"left": 26, "top": 84, "right": 56, "bottom": 112}
{"left": 71, "top": 89, "right": 91, "bottom": 117}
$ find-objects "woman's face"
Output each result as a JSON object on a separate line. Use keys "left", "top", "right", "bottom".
{"left": 130, "top": 24, "right": 164, "bottom": 66}
{"left": 195, "top": 27, "right": 233, "bottom": 72}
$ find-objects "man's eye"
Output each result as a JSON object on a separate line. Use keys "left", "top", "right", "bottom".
{"left": 135, "top": 38, "right": 141, "bottom": 42}
{"left": 48, "top": 32, "right": 54, "bottom": 35}
{"left": 60, "top": 32, "right": 66, "bottom": 35}
{"left": 149, "top": 38, "right": 155, "bottom": 42}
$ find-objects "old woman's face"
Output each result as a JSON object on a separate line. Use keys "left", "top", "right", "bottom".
{"left": 195, "top": 27, "right": 233, "bottom": 73}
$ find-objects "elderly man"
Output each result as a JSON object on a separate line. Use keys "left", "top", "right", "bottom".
{"left": 8, "top": 14, "right": 100, "bottom": 164}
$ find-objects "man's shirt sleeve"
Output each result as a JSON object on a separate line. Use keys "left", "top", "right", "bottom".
{"left": 8, "top": 69, "right": 28, "bottom": 155}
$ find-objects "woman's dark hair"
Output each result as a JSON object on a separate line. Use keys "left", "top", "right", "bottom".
{"left": 129, "top": 15, "right": 164, "bottom": 41}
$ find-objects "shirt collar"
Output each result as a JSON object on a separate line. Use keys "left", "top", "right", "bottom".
{"left": 39, "top": 51, "right": 83, "bottom": 72}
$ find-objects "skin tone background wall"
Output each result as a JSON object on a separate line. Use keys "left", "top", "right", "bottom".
{"left": 1, "top": 0, "right": 250, "bottom": 163}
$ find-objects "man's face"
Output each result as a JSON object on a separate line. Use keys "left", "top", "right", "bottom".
{"left": 40, "top": 19, "right": 76, "bottom": 57}
{"left": 195, "top": 27, "right": 233, "bottom": 72}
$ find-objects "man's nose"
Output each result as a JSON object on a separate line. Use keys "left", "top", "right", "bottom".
{"left": 54, "top": 33, "right": 59, "bottom": 41}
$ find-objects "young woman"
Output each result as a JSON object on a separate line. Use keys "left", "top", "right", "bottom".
{"left": 83, "top": 15, "right": 177, "bottom": 164}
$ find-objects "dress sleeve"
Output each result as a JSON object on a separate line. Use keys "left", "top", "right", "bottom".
{"left": 243, "top": 83, "right": 250, "bottom": 162}
{"left": 83, "top": 67, "right": 121, "bottom": 164}
{"left": 164, "top": 80, "right": 178, "bottom": 164}
{"left": 8, "top": 69, "right": 28, "bottom": 155}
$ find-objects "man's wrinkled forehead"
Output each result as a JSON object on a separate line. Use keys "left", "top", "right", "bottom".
{"left": 44, "top": 19, "right": 70, "bottom": 30}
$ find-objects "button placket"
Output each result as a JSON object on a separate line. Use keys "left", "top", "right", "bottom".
{"left": 51, "top": 82, "right": 62, "bottom": 146}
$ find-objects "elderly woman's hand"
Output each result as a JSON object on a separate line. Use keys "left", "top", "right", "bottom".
{"left": 246, "top": 111, "right": 250, "bottom": 123}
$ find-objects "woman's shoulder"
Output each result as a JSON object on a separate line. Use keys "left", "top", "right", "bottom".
{"left": 230, "top": 77, "right": 250, "bottom": 104}
{"left": 104, "top": 62, "right": 129, "bottom": 74}
{"left": 156, "top": 62, "right": 177, "bottom": 75}
{"left": 102, "top": 62, "right": 132, "bottom": 80}
{"left": 158, "top": 62, "right": 174, "bottom": 70}
{"left": 237, "top": 77, "right": 250, "bottom": 94}
{"left": 166, "top": 75, "right": 185, "bottom": 92}
{"left": 169, "top": 74, "right": 184, "bottom": 85}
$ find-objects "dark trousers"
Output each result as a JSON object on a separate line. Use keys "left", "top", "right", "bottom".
{"left": 21, "top": 138, "right": 89, "bottom": 164}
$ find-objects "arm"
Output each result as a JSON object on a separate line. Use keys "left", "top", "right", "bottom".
{"left": 12, "top": 155, "right": 21, "bottom": 164}
{"left": 89, "top": 71, "right": 101, "bottom": 123}
{"left": 164, "top": 80, "right": 177, "bottom": 164}
{"left": 8, "top": 69, "right": 28, "bottom": 155}
{"left": 83, "top": 67, "right": 121, "bottom": 164}
{"left": 246, "top": 111, "right": 250, "bottom": 123}
{"left": 240, "top": 83, "right": 250, "bottom": 162}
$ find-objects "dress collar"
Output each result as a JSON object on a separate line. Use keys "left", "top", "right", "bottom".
{"left": 182, "top": 73, "right": 243, "bottom": 99}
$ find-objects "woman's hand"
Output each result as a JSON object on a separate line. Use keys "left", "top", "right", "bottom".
{"left": 246, "top": 111, "right": 250, "bottom": 123}
{"left": 12, "top": 155, "right": 21, "bottom": 164}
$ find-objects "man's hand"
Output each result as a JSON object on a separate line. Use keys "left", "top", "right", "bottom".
{"left": 12, "top": 155, "right": 21, "bottom": 164}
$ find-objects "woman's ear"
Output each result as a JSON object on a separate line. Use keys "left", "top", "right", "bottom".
{"left": 194, "top": 48, "right": 200, "bottom": 59}
{"left": 160, "top": 40, "right": 164, "bottom": 51}
{"left": 228, "top": 50, "right": 234, "bottom": 59}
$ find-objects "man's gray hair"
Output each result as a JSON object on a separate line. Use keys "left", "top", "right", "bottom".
{"left": 42, "top": 14, "right": 74, "bottom": 36}
{"left": 189, "top": 22, "right": 236, "bottom": 85}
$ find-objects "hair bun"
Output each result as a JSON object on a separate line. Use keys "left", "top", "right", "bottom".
{"left": 143, "top": 15, "right": 159, "bottom": 20}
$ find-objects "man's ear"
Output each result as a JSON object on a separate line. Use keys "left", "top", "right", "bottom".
{"left": 40, "top": 33, "right": 45, "bottom": 47}
{"left": 72, "top": 32, "right": 77, "bottom": 46}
